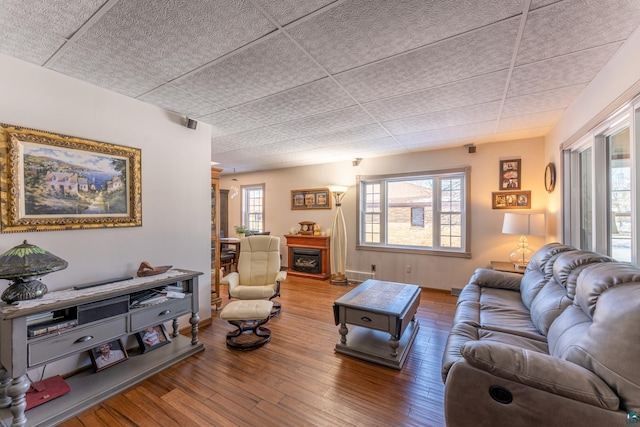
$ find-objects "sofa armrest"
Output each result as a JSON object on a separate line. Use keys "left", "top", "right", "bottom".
{"left": 460, "top": 340, "right": 619, "bottom": 410}
{"left": 468, "top": 268, "right": 522, "bottom": 290}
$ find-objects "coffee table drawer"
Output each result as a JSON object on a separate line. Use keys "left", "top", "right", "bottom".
{"left": 344, "top": 308, "right": 389, "bottom": 330}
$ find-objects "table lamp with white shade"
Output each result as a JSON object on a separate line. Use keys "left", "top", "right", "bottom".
{"left": 501, "top": 212, "right": 546, "bottom": 268}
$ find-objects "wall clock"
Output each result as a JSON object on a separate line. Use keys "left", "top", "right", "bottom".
{"left": 544, "top": 163, "right": 556, "bottom": 193}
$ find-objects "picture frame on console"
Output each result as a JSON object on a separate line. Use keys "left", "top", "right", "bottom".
{"left": 0, "top": 123, "right": 142, "bottom": 233}
{"left": 89, "top": 339, "right": 129, "bottom": 372}
{"left": 135, "top": 324, "right": 171, "bottom": 354}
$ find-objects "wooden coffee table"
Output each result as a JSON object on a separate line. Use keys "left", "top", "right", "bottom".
{"left": 333, "top": 279, "right": 421, "bottom": 369}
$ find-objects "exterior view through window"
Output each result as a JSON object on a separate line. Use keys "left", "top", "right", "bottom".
{"left": 358, "top": 168, "right": 470, "bottom": 257}
{"left": 242, "top": 184, "right": 264, "bottom": 232}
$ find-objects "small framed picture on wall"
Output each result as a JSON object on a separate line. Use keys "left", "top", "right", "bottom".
{"left": 492, "top": 191, "right": 531, "bottom": 209}
{"left": 499, "top": 159, "right": 521, "bottom": 190}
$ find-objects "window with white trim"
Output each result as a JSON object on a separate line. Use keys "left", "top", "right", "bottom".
{"left": 241, "top": 184, "right": 264, "bottom": 232}
{"left": 563, "top": 96, "right": 640, "bottom": 264}
{"left": 357, "top": 168, "right": 470, "bottom": 257}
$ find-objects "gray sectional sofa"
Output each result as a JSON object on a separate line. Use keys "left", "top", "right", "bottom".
{"left": 442, "top": 243, "right": 640, "bottom": 426}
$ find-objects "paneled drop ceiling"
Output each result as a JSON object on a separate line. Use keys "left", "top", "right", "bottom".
{"left": 2, "top": 0, "right": 640, "bottom": 173}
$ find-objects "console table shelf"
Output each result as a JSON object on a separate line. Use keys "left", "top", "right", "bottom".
{"left": 0, "top": 269, "right": 204, "bottom": 427}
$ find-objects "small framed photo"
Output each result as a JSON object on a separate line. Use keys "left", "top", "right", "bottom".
{"left": 492, "top": 191, "right": 531, "bottom": 209}
{"left": 89, "top": 339, "right": 128, "bottom": 372}
{"left": 499, "top": 159, "right": 521, "bottom": 190}
{"left": 135, "top": 324, "right": 171, "bottom": 353}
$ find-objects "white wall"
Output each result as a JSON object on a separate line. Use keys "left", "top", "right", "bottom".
{"left": 0, "top": 54, "right": 212, "bottom": 374}
{"left": 545, "top": 27, "right": 640, "bottom": 241}
{"left": 220, "top": 137, "right": 547, "bottom": 290}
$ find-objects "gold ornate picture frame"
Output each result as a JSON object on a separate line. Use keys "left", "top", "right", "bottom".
{"left": 0, "top": 124, "right": 142, "bottom": 232}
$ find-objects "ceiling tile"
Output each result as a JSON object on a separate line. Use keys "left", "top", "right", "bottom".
{"left": 493, "top": 127, "right": 550, "bottom": 142}
{"left": 3, "top": 0, "right": 639, "bottom": 173}
{"left": 508, "top": 43, "right": 622, "bottom": 97}
{"left": 0, "top": 0, "right": 105, "bottom": 39}
{"left": 231, "top": 139, "right": 314, "bottom": 158}
{"left": 138, "top": 84, "right": 222, "bottom": 118}
{"left": 287, "top": 0, "right": 523, "bottom": 73}
{"left": 502, "top": 84, "right": 586, "bottom": 117}
{"left": 252, "top": 0, "right": 336, "bottom": 26}
{"left": 198, "top": 110, "right": 264, "bottom": 138}
{"left": 174, "top": 33, "right": 326, "bottom": 108}
{"left": 497, "top": 109, "right": 563, "bottom": 132}
{"left": 292, "top": 123, "right": 391, "bottom": 148}
{"left": 335, "top": 18, "right": 520, "bottom": 103}
{"left": 0, "top": 22, "right": 66, "bottom": 65}
{"left": 396, "top": 121, "right": 496, "bottom": 146}
{"left": 330, "top": 136, "right": 406, "bottom": 156}
{"left": 47, "top": 44, "right": 164, "bottom": 98}
{"left": 529, "top": 0, "right": 561, "bottom": 10}
{"left": 231, "top": 78, "right": 356, "bottom": 125}
{"left": 268, "top": 105, "right": 375, "bottom": 140}
{"left": 74, "top": 0, "right": 275, "bottom": 81}
{"left": 384, "top": 102, "right": 502, "bottom": 135}
{"left": 211, "top": 127, "right": 286, "bottom": 153}
{"left": 517, "top": 0, "right": 640, "bottom": 66}
{"left": 364, "top": 71, "right": 508, "bottom": 122}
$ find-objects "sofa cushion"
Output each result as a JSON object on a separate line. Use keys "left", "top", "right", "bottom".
{"left": 573, "top": 262, "right": 640, "bottom": 317}
{"left": 476, "top": 328, "right": 548, "bottom": 352}
{"left": 552, "top": 251, "right": 613, "bottom": 300}
{"left": 528, "top": 251, "right": 612, "bottom": 335}
{"left": 548, "top": 262, "right": 640, "bottom": 411}
{"left": 441, "top": 320, "right": 548, "bottom": 382}
{"left": 528, "top": 280, "right": 572, "bottom": 336}
{"left": 456, "top": 285, "right": 544, "bottom": 341}
{"left": 460, "top": 340, "right": 620, "bottom": 410}
{"left": 519, "top": 243, "right": 575, "bottom": 308}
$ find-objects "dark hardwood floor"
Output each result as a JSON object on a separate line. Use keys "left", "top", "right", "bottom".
{"left": 59, "top": 277, "right": 457, "bottom": 427}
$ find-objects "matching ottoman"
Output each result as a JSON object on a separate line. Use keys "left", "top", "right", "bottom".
{"left": 219, "top": 300, "right": 274, "bottom": 350}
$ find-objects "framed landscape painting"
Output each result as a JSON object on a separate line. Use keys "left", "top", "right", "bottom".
{"left": 0, "top": 124, "right": 142, "bottom": 232}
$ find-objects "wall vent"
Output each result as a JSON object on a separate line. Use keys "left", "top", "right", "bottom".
{"left": 346, "top": 270, "right": 375, "bottom": 283}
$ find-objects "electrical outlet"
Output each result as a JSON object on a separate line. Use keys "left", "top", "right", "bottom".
{"left": 371, "top": 264, "right": 376, "bottom": 272}
{"left": 406, "top": 265, "right": 411, "bottom": 274}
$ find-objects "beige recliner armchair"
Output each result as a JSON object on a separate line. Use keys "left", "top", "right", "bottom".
{"left": 220, "top": 235, "right": 286, "bottom": 316}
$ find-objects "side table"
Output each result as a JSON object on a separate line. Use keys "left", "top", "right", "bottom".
{"left": 491, "top": 261, "right": 526, "bottom": 274}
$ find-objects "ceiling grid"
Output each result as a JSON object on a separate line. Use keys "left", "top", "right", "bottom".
{"left": 1, "top": 0, "right": 639, "bottom": 172}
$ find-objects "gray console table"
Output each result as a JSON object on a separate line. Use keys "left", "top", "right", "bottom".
{"left": 0, "top": 269, "right": 204, "bottom": 427}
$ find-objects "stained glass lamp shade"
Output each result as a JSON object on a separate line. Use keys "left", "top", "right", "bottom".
{"left": 0, "top": 240, "right": 68, "bottom": 304}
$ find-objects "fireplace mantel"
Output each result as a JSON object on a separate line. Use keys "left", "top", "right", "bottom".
{"left": 285, "top": 234, "right": 330, "bottom": 280}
